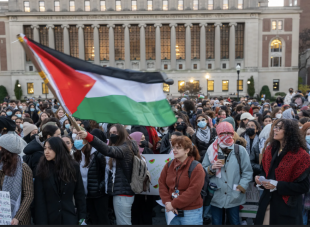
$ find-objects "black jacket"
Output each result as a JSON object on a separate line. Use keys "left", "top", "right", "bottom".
{"left": 89, "top": 136, "right": 138, "bottom": 196}
{"left": 159, "top": 132, "right": 171, "bottom": 154}
{"left": 249, "top": 141, "right": 261, "bottom": 178}
{"left": 26, "top": 110, "right": 39, "bottom": 124}
{"left": 86, "top": 150, "right": 107, "bottom": 198}
{"left": 23, "top": 137, "right": 44, "bottom": 177}
{"left": 34, "top": 162, "right": 86, "bottom": 225}
{"left": 131, "top": 126, "right": 149, "bottom": 142}
{"left": 191, "top": 127, "right": 217, "bottom": 162}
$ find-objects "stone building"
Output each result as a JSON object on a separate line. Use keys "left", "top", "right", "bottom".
{"left": 0, "top": 0, "right": 301, "bottom": 99}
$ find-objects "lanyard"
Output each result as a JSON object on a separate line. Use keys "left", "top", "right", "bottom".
{"left": 175, "top": 166, "right": 184, "bottom": 190}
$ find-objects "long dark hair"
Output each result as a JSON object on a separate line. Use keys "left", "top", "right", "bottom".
{"left": 246, "top": 120, "right": 262, "bottom": 135}
{"left": 39, "top": 125, "right": 59, "bottom": 142}
{"left": 36, "top": 137, "right": 77, "bottom": 182}
{"left": 0, "top": 148, "right": 19, "bottom": 176}
{"left": 168, "top": 116, "right": 188, "bottom": 135}
{"left": 73, "top": 143, "right": 92, "bottom": 168}
{"left": 195, "top": 114, "right": 210, "bottom": 128}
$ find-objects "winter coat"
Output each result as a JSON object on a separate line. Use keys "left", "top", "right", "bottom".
{"left": 23, "top": 137, "right": 44, "bottom": 177}
{"left": 284, "top": 92, "right": 296, "bottom": 105}
{"left": 25, "top": 110, "right": 39, "bottom": 124}
{"left": 159, "top": 132, "right": 172, "bottom": 154}
{"left": 249, "top": 141, "right": 261, "bottom": 179}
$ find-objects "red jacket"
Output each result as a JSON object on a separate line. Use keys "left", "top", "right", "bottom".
{"left": 158, "top": 156, "right": 205, "bottom": 210}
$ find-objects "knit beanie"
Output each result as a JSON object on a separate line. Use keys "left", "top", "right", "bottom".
{"left": 23, "top": 122, "right": 38, "bottom": 137}
{"left": 222, "top": 117, "right": 236, "bottom": 130}
{"left": 0, "top": 133, "right": 27, "bottom": 154}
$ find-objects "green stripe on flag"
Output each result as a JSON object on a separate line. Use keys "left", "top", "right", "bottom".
{"left": 72, "top": 95, "right": 176, "bottom": 127}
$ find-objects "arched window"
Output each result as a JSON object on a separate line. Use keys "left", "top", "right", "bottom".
{"left": 270, "top": 38, "right": 283, "bottom": 67}
{"left": 270, "top": 39, "right": 282, "bottom": 52}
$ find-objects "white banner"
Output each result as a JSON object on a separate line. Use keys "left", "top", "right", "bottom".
{"left": 0, "top": 191, "right": 11, "bottom": 225}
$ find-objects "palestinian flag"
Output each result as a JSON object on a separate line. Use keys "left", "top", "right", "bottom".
{"left": 19, "top": 34, "right": 176, "bottom": 127}
{"left": 198, "top": 94, "right": 205, "bottom": 99}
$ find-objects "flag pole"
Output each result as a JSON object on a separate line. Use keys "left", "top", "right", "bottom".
{"left": 17, "top": 34, "right": 81, "bottom": 132}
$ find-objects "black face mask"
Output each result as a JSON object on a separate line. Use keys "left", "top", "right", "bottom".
{"left": 176, "top": 124, "right": 185, "bottom": 131}
{"left": 245, "top": 128, "right": 255, "bottom": 137}
{"left": 289, "top": 90, "right": 293, "bottom": 93}
{"left": 197, "top": 110, "right": 203, "bottom": 115}
{"left": 110, "top": 134, "right": 119, "bottom": 144}
{"left": 139, "top": 140, "right": 148, "bottom": 148}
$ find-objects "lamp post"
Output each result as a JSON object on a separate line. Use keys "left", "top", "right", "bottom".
{"left": 236, "top": 65, "right": 241, "bottom": 102}
{"left": 17, "top": 84, "right": 21, "bottom": 100}
{"left": 205, "top": 74, "right": 210, "bottom": 99}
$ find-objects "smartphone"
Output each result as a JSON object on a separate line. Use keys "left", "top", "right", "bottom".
{"left": 177, "top": 210, "right": 184, "bottom": 217}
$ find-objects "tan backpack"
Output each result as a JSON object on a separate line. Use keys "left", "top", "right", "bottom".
{"left": 130, "top": 155, "right": 151, "bottom": 194}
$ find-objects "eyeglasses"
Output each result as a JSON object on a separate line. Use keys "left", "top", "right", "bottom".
{"left": 197, "top": 118, "right": 206, "bottom": 123}
{"left": 273, "top": 125, "right": 283, "bottom": 131}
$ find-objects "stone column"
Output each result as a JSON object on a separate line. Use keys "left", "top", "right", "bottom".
{"left": 123, "top": 24, "right": 131, "bottom": 69}
{"left": 31, "top": 25, "right": 40, "bottom": 42}
{"left": 107, "top": 24, "right": 115, "bottom": 67}
{"left": 170, "top": 23, "right": 177, "bottom": 70}
{"left": 46, "top": 25, "right": 55, "bottom": 49}
{"left": 185, "top": 23, "right": 192, "bottom": 70}
{"left": 199, "top": 23, "right": 207, "bottom": 70}
{"left": 154, "top": 23, "right": 162, "bottom": 70}
{"left": 215, "top": 23, "right": 222, "bottom": 69}
{"left": 76, "top": 25, "right": 85, "bottom": 60}
{"left": 139, "top": 24, "right": 146, "bottom": 71}
{"left": 92, "top": 24, "right": 100, "bottom": 65}
{"left": 229, "top": 23, "right": 237, "bottom": 69}
{"left": 61, "top": 25, "right": 70, "bottom": 55}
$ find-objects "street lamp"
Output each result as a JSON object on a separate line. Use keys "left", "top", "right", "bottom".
{"left": 17, "top": 84, "right": 21, "bottom": 100}
{"left": 190, "top": 79, "right": 194, "bottom": 83}
{"left": 236, "top": 65, "right": 241, "bottom": 102}
{"left": 205, "top": 74, "right": 210, "bottom": 99}
{"left": 247, "top": 81, "right": 250, "bottom": 84}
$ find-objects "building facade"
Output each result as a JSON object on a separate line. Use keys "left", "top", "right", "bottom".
{"left": 0, "top": 0, "right": 301, "bottom": 99}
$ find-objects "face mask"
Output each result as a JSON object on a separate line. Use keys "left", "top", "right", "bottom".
{"left": 110, "top": 134, "right": 120, "bottom": 144}
{"left": 306, "top": 135, "right": 310, "bottom": 145}
{"left": 197, "top": 110, "right": 203, "bottom": 115}
{"left": 99, "top": 123, "right": 103, "bottom": 127}
{"left": 246, "top": 128, "right": 256, "bottom": 137}
{"left": 275, "top": 114, "right": 282, "bottom": 119}
{"left": 19, "top": 106, "right": 23, "bottom": 109}
{"left": 176, "top": 124, "right": 185, "bottom": 131}
{"left": 30, "top": 108, "right": 35, "bottom": 111}
{"left": 16, "top": 114, "right": 22, "bottom": 118}
{"left": 248, "top": 102, "right": 251, "bottom": 105}
{"left": 197, "top": 121, "right": 207, "bottom": 129}
{"left": 74, "top": 140, "right": 85, "bottom": 150}
{"left": 6, "top": 111, "right": 12, "bottom": 116}
{"left": 36, "top": 103, "right": 39, "bottom": 107}
{"left": 218, "top": 134, "right": 234, "bottom": 148}
{"left": 20, "top": 124, "right": 23, "bottom": 129}
{"left": 65, "top": 124, "right": 70, "bottom": 129}
{"left": 72, "top": 133, "right": 77, "bottom": 140}
{"left": 139, "top": 140, "right": 148, "bottom": 148}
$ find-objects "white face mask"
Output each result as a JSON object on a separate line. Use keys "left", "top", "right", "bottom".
{"left": 72, "top": 133, "right": 77, "bottom": 140}
{"left": 275, "top": 114, "right": 282, "bottom": 119}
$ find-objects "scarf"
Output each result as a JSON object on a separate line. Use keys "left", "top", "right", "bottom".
{"left": 196, "top": 127, "right": 211, "bottom": 144}
{"left": 263, "top": 146, "right": 310, "bottom": 205}
{"left": 0, "top": 156, "right": 23, "bottom": 218}
{"left": 145, "top": 126, "right": 160, "bottom": 153}
{"left": 244, "top": 134, "right": 259, "bottom": 155}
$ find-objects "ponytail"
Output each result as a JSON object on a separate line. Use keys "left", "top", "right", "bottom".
{"left": 171, "top": 136, "right": 201, "bottom": 161}
{"left": 190, "top": 144, "right": 201, "bottom": 161}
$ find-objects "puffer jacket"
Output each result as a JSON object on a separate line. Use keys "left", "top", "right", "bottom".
{"left": 249, "top": 141, "right": 261, "bottom": 179}
{"left": 86, "top": 133, "right": 138, "bottom": 196}
{"left": 23, "top": 136, "right": 44, "bottom": 177}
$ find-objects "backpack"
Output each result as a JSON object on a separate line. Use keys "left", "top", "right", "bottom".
{"left": 168, "top": 159, "right": 210, "bottom": 206}
{"left": 130, "top": 155, "right": 151, "bottom": 194}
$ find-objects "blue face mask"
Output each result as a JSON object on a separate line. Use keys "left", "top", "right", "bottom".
{"left": 197, "top": 121, "right": 207, "bottom": 129}
{"left": 36, "top": 103, "right": 39, "bottom": 107}
{"left": 65, "top": 124, "right": 70, "bottom": 129}
{"left": 6, "top": 111, "right": 12, "bottom": 116}
{"left": 306, "top": 136, "right": 310, "bottom": 145}
{"left": 16, "top": 114, "right": 22, "bottom": 118}
{"left": 74, "top": 140, "right": 85, "bottom": 150}
{"left": 30, "top": 108, "right": 35, "bottom": 112}
{"left": 20, "top": 124, "right": 23, "bottom": 129}
{"left": 248, "top": 102, "right": 251, "bottom": 105}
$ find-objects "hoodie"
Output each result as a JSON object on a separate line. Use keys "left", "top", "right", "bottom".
{"left": 23, "top": 136, "right": 44, "bottom": 177}
{"left": 282, "top": 108, "right": 295, "bottom": 119}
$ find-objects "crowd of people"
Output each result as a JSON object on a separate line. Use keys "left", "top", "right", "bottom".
{"left": 0, "top": 87, "right": 310, "bottom": 225}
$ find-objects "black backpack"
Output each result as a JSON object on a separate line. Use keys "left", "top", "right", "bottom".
{"left": 167, "top": 159, "right": 210, "bottom": 206}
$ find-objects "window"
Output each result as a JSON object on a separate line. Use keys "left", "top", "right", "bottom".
{"left": 24, "top": 25, "right": 33, "bottom": 61}
{"left": 146, "top": 25, "right": 155, "bottom": 60}
{"left": 221, "top": 24, "right": 229, "bottom": 59}
{"left": 272, "top": 20, "right": 283, "bottom": 30}
{"left": 223, "top": 0, "right": 228, "bottom": 9}
{"left": 278, "top": 21, "right": 283, "bottom": 30}
{"left": 178, "top": 81, "right": 185, "bottom": 92}
{"left": 54, "top": 1, "right": 60, "bottom": 11}
{"left": 208, "top": 80, "right": 214, "bottom": 92}
{"left": 273, "top": 79, "right": 279, "bottom": 91}
{"left": 84, "top": 26, "right": 94, "bottom": 61}
{"left": 193, "top": 81, "right": 200, "bottom": 90}
{"left": 27, "top": 83, "right": 34, "bottom": 94}
{"left": 206, "top": 24, "right": 215, "bottom": 59}
{"left": 270, "top": 57, "right": 282, "bottom": 67}
{"left": 116, "top": 0, "right": 121, "bottom": 11}
{"left": 294, "top": 0, "right": 297, "bottom": 6}
{"left": 100, "top": 1, "right": 106, "bottom": 11}
{"left": 39, "top": 26, "right": 49, "bottom": 46}
{"left": 54, "top": 25, "right": 64, "bottom": 53}
{"left": 193, "top": 64, "right": 198, "bottom": 69}
{"left": 238, "top": 0, "right": 243, "bottom": 9}
{"left": 161, "top": 25, "right": 171, "bottom": 60}
{"left": 270, "top": 39, "right": 282, "bottom": 67}
{"left": 130, "top": 25, "right": 140, "bottom": 60}
{"left": 85, "top": 1, "right": 90, "bottom": 11}
{"left": 178, "top": 0, "right": 183, "bottom": 10}
{"left": 289, "top": 0, "right": 292, "bottom": 6}
{"left": 193, "top": 0, "right": 198, "bottom": 10}
{"left": 39, "top": 1, "right": 45, "bottom": 11}
{"left": 69, "top": 25, "right": 79, "bottom": 58}
{"left": 191, "top": 24, "right": 200, "bottom": 59}
{"left": 208, "top": 0, "right": 213, "bottom": 10}
{"left": 114, "top": 25, "right": 124, "bottom": 60}
{"left": 99, "top": 25, "right": 109, "bottom": 61}
{"left": 271, "top": 39, "right": 282, "bottom": 52}
{"left": 176, "top": 25, "right": 185, "bottom": 60}
{"left": 235, "top": 23, "right": 244, "bottom": 59}
{"left": 179, "top": 64, "right": 183, "bottom": 69}
{"left": 272, "top": 20, "right": 277, "bottom": 30}
{"left": 222, "top": 63, "right": 226, "bottom": 69}
{"left": 238, "top": 80, "right": 243, "bottom": 91}
{"left": 147, "top": 0, "right": 152, "bottom": 10}
{"left": 69, "top": 1, "right": 75, "bottom": 11}
{"left": 163, "top": 83, "right": 170, "bottom": 93}
{"left": 268, "top": 0, "right": 284, "bottom": 7}
{"left": 132, "top": 0, "right": 137, "bottom": 10}
{"left": 24, "top": 1, "right": 30, "bottom": 12}
{"left": 163, "top": 0, "right": 168, "bottom": 10}
{"left": 222, "top": 80, "right": 229, "bottom": 91}
{"left": 208, "top": 63, "right": 212, "bottom": 69}
{"left": 29, "top": 66, "right": 33, "bottom": 71}
{"left": 164, "top": 64, "right": 168, "bottom": 70}
{"left": 42, "top": 83, "right": 49, "bottom": 94}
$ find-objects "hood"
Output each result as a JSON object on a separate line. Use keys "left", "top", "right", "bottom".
{"left": 23, "top": 137, "right": 44, "bottom": 155}
{"left": 259, "top": 124, "right": 271, "bottom": 140}
{"left": 282, "top": 108, "right": 294, "bottom": 119}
